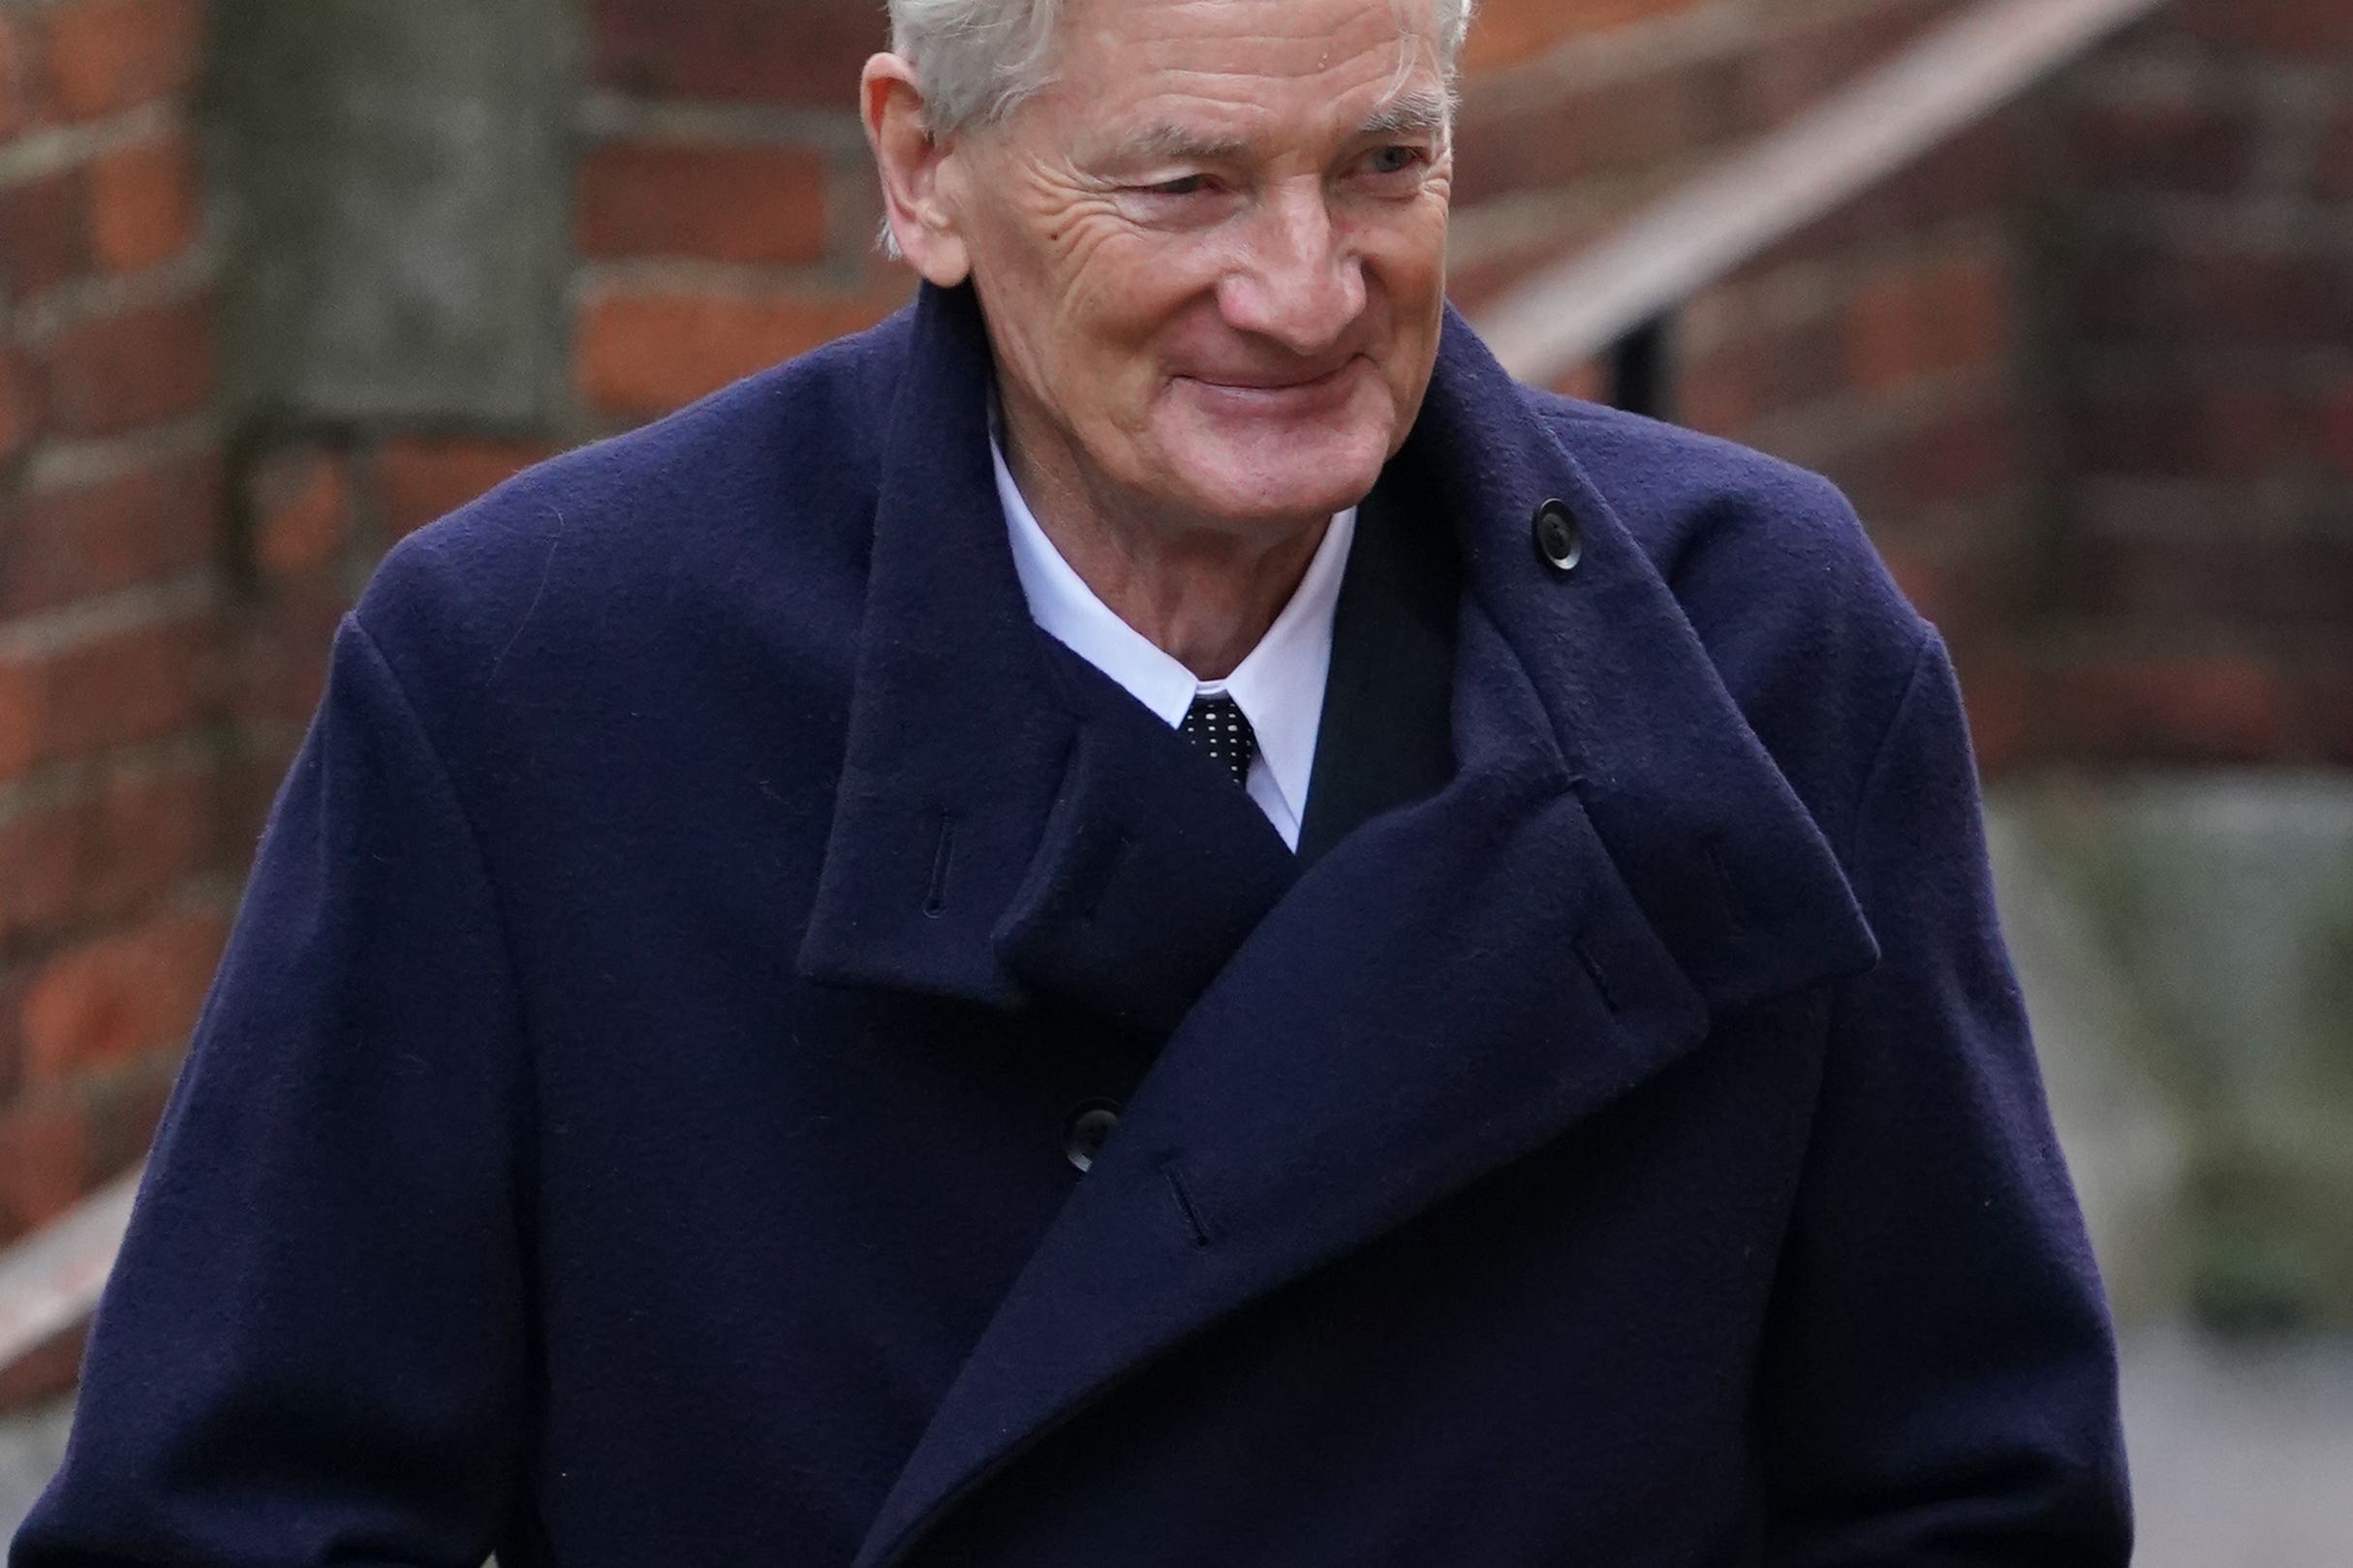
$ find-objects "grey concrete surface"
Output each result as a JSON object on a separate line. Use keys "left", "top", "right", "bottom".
{"left": 0, "top": 1399, "right": 69, "bottom": 1541}
{"left": 2123, "top": 1325, "right": 2353, "bottom": 1568}
{"left": 208, "top": 0, "right": 581, "bottom": 423}
{"left": 1988, "top": 775, "right": 2353, "bottom": 1333}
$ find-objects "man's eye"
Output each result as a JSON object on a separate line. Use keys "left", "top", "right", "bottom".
{"left": 1147, "top": 174, "right": 1212, "bottom": 197}
{"left": 1367, "top": 145, "right": 1427, "bottom": 176}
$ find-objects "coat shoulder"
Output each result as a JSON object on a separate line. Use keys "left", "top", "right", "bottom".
{"left": 1524, "top": 389, "right": 1941, "bottom": 845}
{"left": 351, "top": 308, "right": 918, "bottom": 736}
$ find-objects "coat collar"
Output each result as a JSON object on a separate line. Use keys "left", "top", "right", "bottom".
{"left": 795, "top": 281, "right": 1300, "bottom": 1034}
{"left": 803, "top": 284, "right": 1880, "bottom": 1567}
{"left": 798, "top": 281, "right": 1872, "bottom": 1028}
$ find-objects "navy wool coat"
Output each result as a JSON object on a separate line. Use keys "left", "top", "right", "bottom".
{"left": 17, "top": 283, "right": 2130, "bottom": 1565}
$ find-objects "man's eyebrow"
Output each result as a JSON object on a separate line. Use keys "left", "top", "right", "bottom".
{"left": 1356, "top": 89, "right": 1451, "bottom": 141}
{"left": 1106, "top": 124, "right": 1255, "bottom": 168}
{"left": 1100, "top": 90, "right": 1450, "bottom": 170}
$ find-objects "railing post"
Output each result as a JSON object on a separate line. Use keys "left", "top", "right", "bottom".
{"left": 1609, "top": 313, "right": 1676, "bottom": 424}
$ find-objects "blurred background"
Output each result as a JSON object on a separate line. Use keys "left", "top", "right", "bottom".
{"left": 0, "top": 0, "right": 2347, "bottom": 1556}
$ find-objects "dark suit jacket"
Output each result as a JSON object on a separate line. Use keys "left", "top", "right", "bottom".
{"left": 15, "top": 282, "right": 2131, "bottom": 1566}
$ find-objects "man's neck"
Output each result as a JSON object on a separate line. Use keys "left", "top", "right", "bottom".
{"left": 998, "top": 407, "right": 1334, "bottom": 684}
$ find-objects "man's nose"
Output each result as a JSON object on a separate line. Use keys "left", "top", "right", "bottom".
{"left": 1217, "top": 185, "right": 1368, "bottom": 355}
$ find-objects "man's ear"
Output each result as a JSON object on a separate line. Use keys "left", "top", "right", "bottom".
{"left": 861, "top": 54, "right": 973, "bottom": 288}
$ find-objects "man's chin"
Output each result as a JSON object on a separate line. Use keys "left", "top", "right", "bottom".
{"left": 1176, "top": 469, "right": 1379, "bottom": 530}
{"left": 1157, "top": 429, "right": 1390, "bottom": 528}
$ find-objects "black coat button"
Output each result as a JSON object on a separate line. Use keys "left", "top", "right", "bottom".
{"left": 1533, "top": 499, "right": 1582, "bottom": 573}
{"left": 1063, "top": 1099, "right": 1122, "bottom": 1172}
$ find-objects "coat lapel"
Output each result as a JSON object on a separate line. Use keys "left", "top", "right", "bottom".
{"left": 846, "top": 300, "right": 1882, "bottom": 1568}
{"left": 795, "top": 284, "right": 1298, "bottom": 1030}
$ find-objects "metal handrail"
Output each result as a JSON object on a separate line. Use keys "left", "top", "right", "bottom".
{"left": 0, "top": 0, "right": 2173, "bottom": 1393}
{"left": 1473, "top": 0, "right": 2172, "bottom": 397}
{"left": 0, "top": 1165, "right": 141, "bottom": 1377}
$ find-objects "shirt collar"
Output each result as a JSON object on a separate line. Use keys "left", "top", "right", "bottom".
{"left": 990, "top": 426, "right": 1353, "bottom": 838}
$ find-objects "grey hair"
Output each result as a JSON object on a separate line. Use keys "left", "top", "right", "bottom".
{"left": 888, "top": 0, "right": 1479, "bottom": 136}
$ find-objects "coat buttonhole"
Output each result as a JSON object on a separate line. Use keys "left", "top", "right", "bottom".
{"left": 922, "top": 816, "right": 956, "bottom": 918}
{"left": 1162, "top": 1158, "right": 1216, "bottom": 1249}
{"left": 1572, "top": 938, "right": 1624, "bottom": 1015}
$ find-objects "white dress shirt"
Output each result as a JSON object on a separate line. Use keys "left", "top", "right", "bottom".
{"left": 991, "top": 431, "right": 1355, "bottom": 851}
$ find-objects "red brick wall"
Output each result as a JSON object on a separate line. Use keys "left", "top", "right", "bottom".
{"left": 0, "top": 0, "right": 223, "bottom": 1286}
{"left": 2040, "top": 0, "right": 2353, "bottom": 765}
{"left": 573, "top": 0, "right": 915, "bottom": 424}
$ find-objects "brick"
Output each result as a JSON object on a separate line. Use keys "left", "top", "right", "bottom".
{"left": 377, "top": 436, "right": 561, "bottom": 541}
{"left": 1895, "top": 400, "right": 2025, "bottom": 515}
{"left": 2180, "top": 0, "right": 2353, "bottom": 59}
{"left": 86, "top": 129, "right": 201, "bottom": 274}
{"left": 0, "top": 608, "right": 224, "bottom": 783}
{"left": 81, "top": 1040, "right": 179, "bottom": 1184}
{"left": 18, "top": 905, "right": 227, "bottom": 1085}
{"left": 1741, "top": 1, "right": 1958, "bottom": 129}
{"left": 1453, "top": 62, "right": 1746, "bottom": 205}
{"left": 2311, "top": 659, "right": 2353, "bottom": 767}
{"left": 1463, "top": 0, "right": 1713, "bottom": 76}
{"left": 2070, "top": 385, "right": 2312, "bottom": 481}
{"left": 244, "top": 446, "right": 350, "bottom": 579}
{"left": 1444, "top": 215, "right": 1608, "bottom": 319}
{"left": 1551, "top": 359, "right": 1608, "bottom": 405}
{"left": 222, "top": 735, "right": 299, "bottom": 865}
{"left": 0, "top": 169, "right": 91, "bottom": 300}
{"left": 0, "top": 349, "right": 29, "bottom": 465}
{"left": 1873, "top": 530, "right": 2014, "bottom": 644}
{"left": 2321, "top": 109, "right": 2353, "bottom": 200}
{"left": 575, "top": 281, "right": 914, "bottom": 417}
{"left": 229, "top": 572, "right": 344, "bottom": 727}
{"left": 1693, "top": 298, "right": 1854, "bottom": 435}
{"left": 2184, "top": 250, "right": 2350, "bottom": 345}
{"left": 0, "top": 1319, "right": 89, "bottom": 1414}
{"left": 2043, "top": 649, "right": 2291, "bottom": 763}
{"left": 1678, "top": 307, "right": 1848, "bottom": 438}
{"left": 0, "top": 1090, "right": 86, "bottom": 1242}
{"left": 1749, "top": 119, "right": 2022, "bottom": 276}
{"left": 2321, "top": 377, "right": 2353, "bottom": 480}
{"left": 1843, "top": 246, "right": 2012, "bottom": 394}
{"left": 2066, "top": 94, "right": 2254, "bottom": 196}
{"left": 590, "top": 0, "right": 883, "bottom": 108}
{"left": 2068, "top": 521, "right": 2353, "bottom": 625}
{"left": 577, "top": 141, "right": 830, "bottom": 265}
{"left": 0, "top": 967, "right": 19, "bottom": 1103}
{"left": 35, "top": 290, "right": 216, "bottom": 438}
{"left": 0, "top": 9, "right": 37, "bottom": 139}
{"left": 2081, "top": 239, "right": 2353, "bottom": 348}
{"left": 39, "top": 0, "right": 203, "bottom": 121}
{"left": 1952, "top": 647, "right": 2032, "bottom": 778}
{"left": 1811, "top": 406, "right": 2028, "bottom": 545}
{"left": 3, "top": 446, "right": 225, "bottom": 616}
{"left": 0, "top": 761, "right": 217, "bottom": 950}
{"left": 0, "top": 803, "right": 76, "bottom": 959}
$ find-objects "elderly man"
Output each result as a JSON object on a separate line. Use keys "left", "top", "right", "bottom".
{"left": 15, "top": 0, "right": 2130, "bottom": 1562}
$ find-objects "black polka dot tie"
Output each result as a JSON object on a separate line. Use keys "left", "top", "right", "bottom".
{"left": 1180, "top": 692, "right": 1258, "bottom": 789}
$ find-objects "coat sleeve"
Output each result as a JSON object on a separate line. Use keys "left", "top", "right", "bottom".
{"left": 11, "top": 612, "right": 532, "bottom": 1566}
{"left": 1755, "top": 632, "right": 2132, "bottom": 1566}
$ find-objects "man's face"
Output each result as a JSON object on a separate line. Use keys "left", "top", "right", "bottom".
{"left": 942, "top": 0, "right": 1454, "bottom": 534}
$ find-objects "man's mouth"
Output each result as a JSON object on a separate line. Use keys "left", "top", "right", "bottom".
{"left": 1187, "top": 360, "right": 1358, "bottom": 394}
{"left": 1178, "top": 358, "right": 1368, "bottom": 413}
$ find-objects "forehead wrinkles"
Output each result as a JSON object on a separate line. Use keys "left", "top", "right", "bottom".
{"left": 1058, "top": 0, "right": 1437, "bottom": 100}
{"left": 1054, "top": 10, "right": 1440, "bottom": 165}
